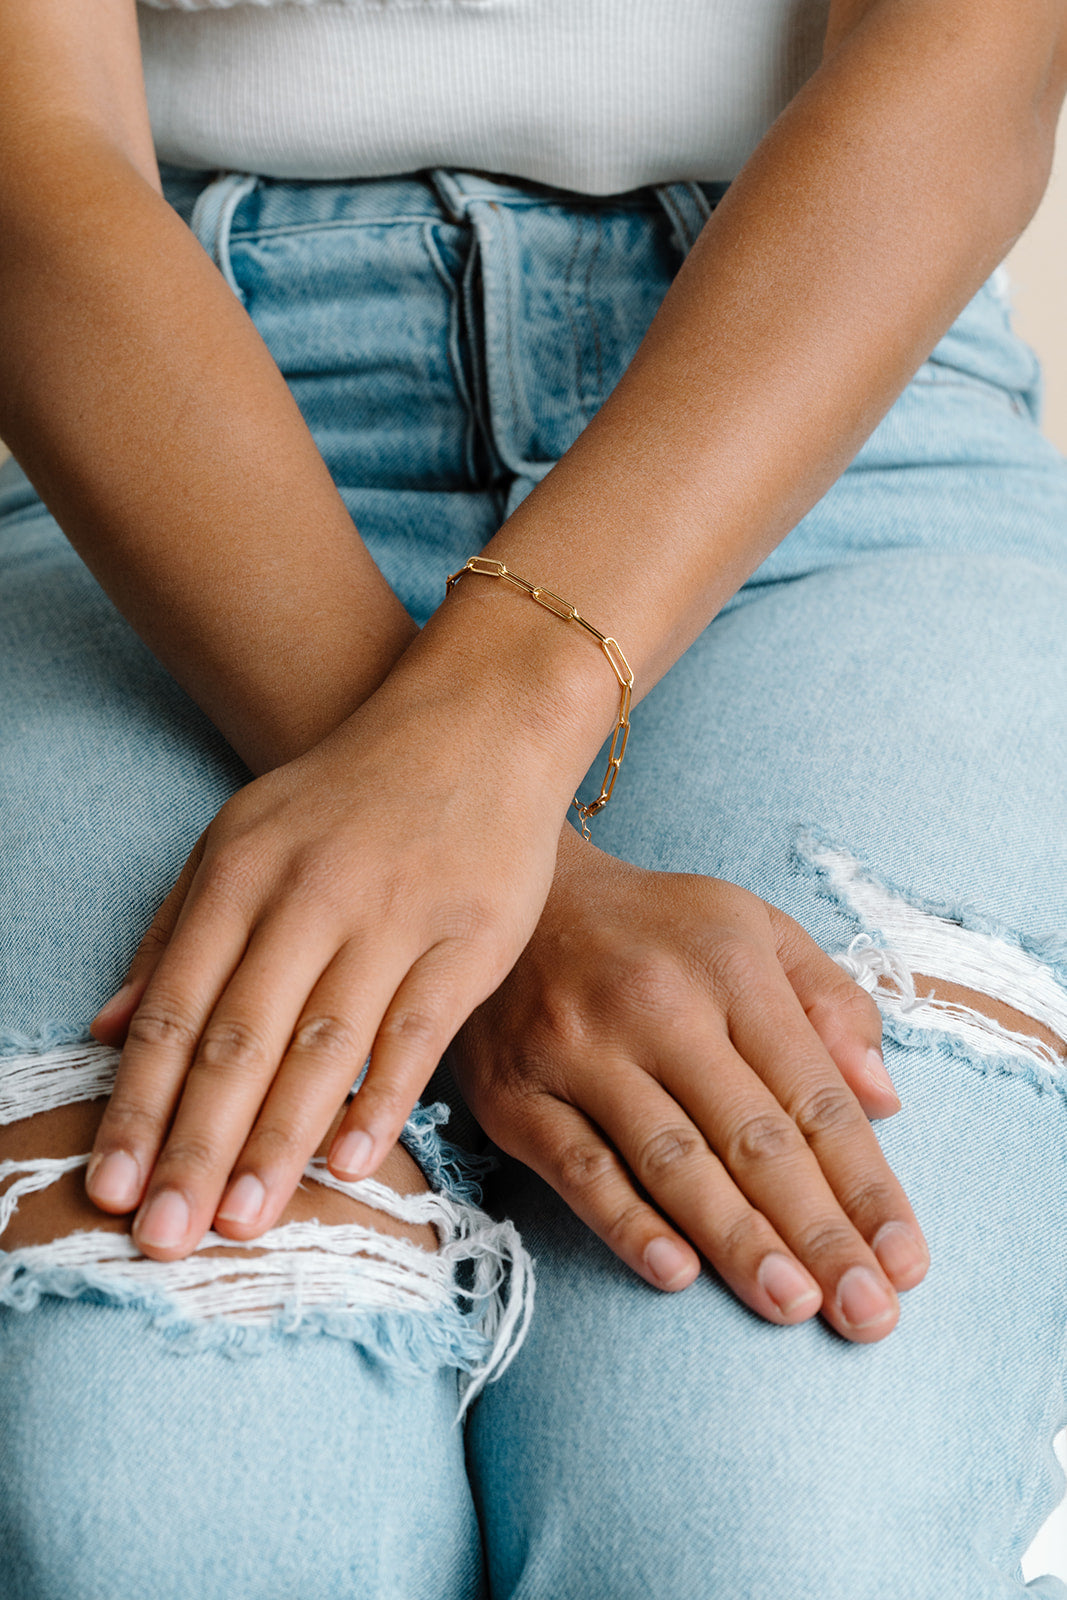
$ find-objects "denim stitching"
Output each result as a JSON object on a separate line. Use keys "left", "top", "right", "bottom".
{"left": 582, "top": 211, "right": 606, "bottom": 406}
{"left": 421, "top": 222, "right": 480, "bottom": 487}
{"left": 561, "top": 209, "right": 589, "bottom": 419}
{"left": 229, "top": 214, "right": 448, "bottom": 242}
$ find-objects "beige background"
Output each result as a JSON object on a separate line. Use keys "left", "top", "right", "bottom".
{"left": 1007, "top": 117, "right": 1067, "bottom": 451}
{"left": 0, "top": 126, "right": 1065, "bottom": 464}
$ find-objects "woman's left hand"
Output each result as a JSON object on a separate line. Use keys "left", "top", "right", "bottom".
{"left": 451, "top": 829, "right": 928, "bottom": 1343}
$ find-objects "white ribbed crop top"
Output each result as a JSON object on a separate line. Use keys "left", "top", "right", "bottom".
{"left": 138, "top": 0, "right": 830, "bottom": 194}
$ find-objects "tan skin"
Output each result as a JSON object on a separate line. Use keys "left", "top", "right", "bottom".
{"left": 1, "top": 0, "right": 1065, "bottom": 1338}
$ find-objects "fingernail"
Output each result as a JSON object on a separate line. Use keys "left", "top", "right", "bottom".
{"left": 329, "top": 1130, "right": 374, "bottom": 1179}
{"left": 865, "top": 1048, "right": 901, "bottom": 1108}
{"left": 216, "top": 1173, "right": 266, "bottom": 1227}
{"left": 86, "top": 1150, "right": 140, "bottom": 1209}
{"left": 836, "top": 1264, "right": 895, "bottom": 1329}
{"left": 136, "top": 1190, "right": 190, "bottom": 1251}
{"left": 758, "top": 1253, "right": 821, "bottom": 1317}
{"left": 644, "top": 1237, "right": 695, "bottom": 1290}
{"left": 873, "top": 1221, "right": 928, "bottom": 1286}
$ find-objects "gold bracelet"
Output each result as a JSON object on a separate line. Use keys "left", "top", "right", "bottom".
{"left": 445, "top": 556, "right": 634, "bottom": 841}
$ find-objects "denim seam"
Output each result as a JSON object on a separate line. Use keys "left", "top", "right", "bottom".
{"left": 561, "top": 210, "right": 591, "bottom": 421}
{"left": 911, "top": 363, "right": 1039, "bottom": 414}
{"left": 458, "top": 222, "right": 506, "bottom": 489}
{"left": 467, "top": 200, "right": 550, "bottom": 479}
{"left": 421, "top": 222, "right": 481, "bottom": 487}
{"left": 229, "top": 214, "right": 447, "bottom": 242}
{"left": 583, "top": 210, "right": 607, "bottom": 405}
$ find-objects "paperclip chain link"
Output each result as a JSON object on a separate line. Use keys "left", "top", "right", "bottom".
{"left": 445, "top": 557, "right": 634, "bottom": 840}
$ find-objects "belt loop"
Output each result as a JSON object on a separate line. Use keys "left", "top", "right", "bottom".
{"left": 189, "top": 172, "right": 261, "bottom": 301}
{"left": 652, "top": 180, "right": 713, "bottom": 258}
{"left": 428, "top": 169, "right": 471, "bottom": 224}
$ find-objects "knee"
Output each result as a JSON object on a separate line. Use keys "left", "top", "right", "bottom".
{"left": 0, "top": 1296, "right": 482, "bottom": 1600}
{"left": 0, "top": 1298, "right": 166, "bottom": 1600}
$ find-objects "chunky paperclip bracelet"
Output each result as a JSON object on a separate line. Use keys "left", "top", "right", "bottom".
{"left": 445, "top": 556, "right": 634, "bottom": 840}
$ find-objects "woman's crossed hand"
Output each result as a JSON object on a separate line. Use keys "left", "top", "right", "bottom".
{"left": 453, "top": 833, "right": 929, "bottom": 1343}
{"left": 86, "top": 656, "right": 569, "bottom": 1259}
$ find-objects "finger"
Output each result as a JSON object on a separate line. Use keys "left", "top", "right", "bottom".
{"left": 328, "top": 940, "right": 499, "bottom": 1181}
{"left": 128, "top": 914, "right": 344, "bottom": 1257}
{"left": 640, "top": 1031, "right": 900, "bottom": 1340}
{"left": 86, "top": 867, "right": 252, "bottom": 1220}
{"left": 713, "top": 964, "right": 928, "bottom": 1308}
{"left": 89, "top": 832, "right": 208, "bottom": 1047}
{"left": 496, "top": 1089, "right": 706, "bottom": 1295}
{"left": 770, "top": 909, "right": 898, "bottom": 1119}
{"left": 213, "top": 940, "right": 412, "bottom": 1239}
{"left": 566, "top": 1064, "right": 822, "bottom": 1321}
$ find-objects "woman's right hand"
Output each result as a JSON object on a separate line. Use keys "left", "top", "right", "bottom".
{"left": 452, "top": 829, "right": 929, "bottom": 1343}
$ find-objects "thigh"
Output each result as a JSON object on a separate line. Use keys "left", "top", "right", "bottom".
{"left": 469, "top": 543, "right": 1067, "bottom": 1599}
{"left": 0, "top": 1294, "right": 483, "bottom": 1600}
{"left": 0, "top": 475, "right": 250, "bottom": 1040}
{"left": 0, "top": 174, "right": 518, "bottom": 1586}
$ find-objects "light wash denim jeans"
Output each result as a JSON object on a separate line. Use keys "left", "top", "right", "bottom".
{"left": 2, "top": 166, "right": 1067, "bottom": 1598}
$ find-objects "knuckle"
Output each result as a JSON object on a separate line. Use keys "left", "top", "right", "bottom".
{"left": 435, "top": 902, "right": 494, "bottom": 949}
{"left": 600, "top": 1198, "right": 659, "bottom": 1256}
{"left": 244, "top": 1121, "right": 304, "bottom": 1168}
{"left": 199, "top": 844, "right": 261, "bottom": 909}
{"left": 527, "top": 992, "right": 592, "bottom": 1063}
{"left": 377, "top": 1008, "right": 442, "bottom": 1055}
{"left": 614, "top": 951, "right": 687, "bottom": 1017}
{"left": 280, "top": 850, "right": 340, "bottom": 906}
{"left": 100, "top": 1098, "right": 166, "bottom": 1148}
{"left": 154, "top": 1133, "right": 220, "bottom": 1182}
{"left": 717, "top": 1205, "right": 777, "bottom": 1264}
{"left": 137, "top": 921, "right": 172, "bottom": 960}
{"left": 709, "top": 937, "right": 765, "bottom": 998}
{"left": 555, "top": 1140, "right": 622, "bottom": 1200}
{"left": 792, "top": 1217, "right": 858, "bottom": 1266}
{"left": 292, "top": 1013, "right": 362, "bottom": 1062}
{"left": 794, "top": 1083, "right": 862, "bottom": 1141}
{"left": 727, "top": 1110, "right": 802, "bottom": 1169}
{"left": 126, "top": 1005, "right": 200, "bottom": 1054}
{"left": 197, "top": 1019, "right": 272, "bottom": 1076}
{"left": 843, "top": 1177, "right": 899, "bottom": 1224}
{"left": 830, "top": 978, "right": 882, "bottom": 1033}
{"left": 634, "top": 1124, "right": 706, "bottom": 1187}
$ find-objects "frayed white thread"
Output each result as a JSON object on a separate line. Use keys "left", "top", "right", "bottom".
{"left": 0, "top": 1041, "right": 120, "bottom": 1125}
{"left": 0, "top": 1155, "right": 89, "bottom": 1236}
{"left": 838, "top": 932, "right": 1066, "bottom": 1073}
{"left": 0, "top": 1043, "right": 533, "bottom": 1408}
{"left": 809, "top": 842, "right": 1067, "bottom": 1051}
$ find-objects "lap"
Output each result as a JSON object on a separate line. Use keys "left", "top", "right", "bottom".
{"left": 0, "top": 1295, "right": 481, "bottom": 1600}
{"left": 4, "top": 170, "right": 1067, "bottom": 1595}
{"left": 469, "top": 550, "right": 1067, "bottom": 1598}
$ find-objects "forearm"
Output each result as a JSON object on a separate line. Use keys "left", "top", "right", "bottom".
{"left": 0, "top": 69, "right": 415, "bottom": 774}
{"left": 415, "top": 0, "right": 1066, "bottom": 788}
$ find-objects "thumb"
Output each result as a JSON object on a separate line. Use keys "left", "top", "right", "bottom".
{"left": 89, "top": 832, "right": 207, "bottom": 1046}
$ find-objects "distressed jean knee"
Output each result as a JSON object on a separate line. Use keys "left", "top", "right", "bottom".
{"left": 0, "top": 1294, "right": 488, "bottom": 1600}
{"left": 802, "top": 837, "right": 1067, "bottom": 1082}
{"left": 0, "top": 1033, "right": 533, "bottom": 1414}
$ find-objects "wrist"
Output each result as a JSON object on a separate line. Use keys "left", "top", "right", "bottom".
{"left": 408, "top": 562, "right": 629, "bottom": 802}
